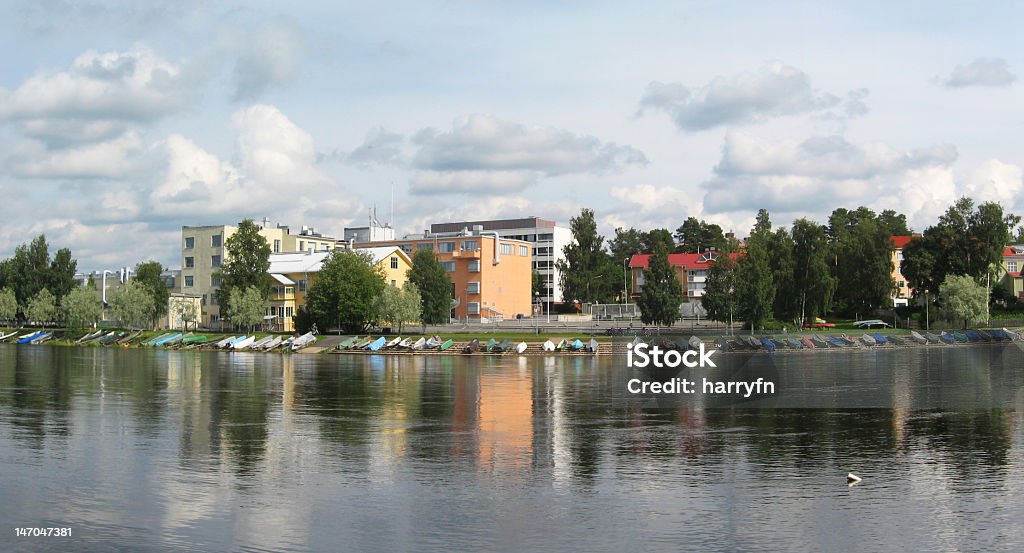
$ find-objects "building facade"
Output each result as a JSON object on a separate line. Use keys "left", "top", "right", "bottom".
{"left": 890, "top": 235, "right": 916, "bottom": 306}
{"left": 266, "top": 246, "right": 412, "bottom": 332}
{"left": 363, "top": 228, "right": 533, "bottom": 321}
{"left": 429, "top": 218, "right": 571, "bottom": 307}
{"left": 628, "top": 251, "right": 741, "bottom": 300}
{"left": 181, "top": 220, "right": 339, "bottom": 329}
{"left": 1001, "top": 245, "right": 1024, "bottom": 301}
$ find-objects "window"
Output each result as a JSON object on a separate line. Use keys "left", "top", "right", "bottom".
{"left": 211, "top": 255, "right": 221, "bottom": 268}
{"left": 210, "top": 314, "right": 218, "bottom": 324}
{"left": 439, "top": 241, "right": 456, "bottom": 253}
{"left": 298, "top": 279, "right": 307, "bottom": 292}
{"left": 285, "top": 307, "right": 293, "bottom": 317}
{"left": 391, "top": 256, "right": 399, "bottom": 269}
{"left": 184, "top": 276, "right": 194, "bottom": 287}
{"left": 520, "top": 245, "right": 529, "bottom": 257}
{"left": 442, "top": 261, "right": 456, "bottom": 272}
{"left": 500, "top": 243, "right": 512, "bottom": 255}
{"left": 897, "top": 280, "right": 906, "bottom": 289}
{"left": 467, "top": 302, "right": 480, "bottom": 315}
{"left": 467, "top": 282, "right": 480, "bottom": 294}
{"left": 391, "top": 280, "right": 397, "bottom": 286}
{"left": 274, "top": 239, "right": 281, "bottom": 253}
{"left": 184, "top": 256, "right": 194, "bottom": 268}
{"left": 201, "top": 294, "right": 207, "bottom": 306}
{"left": 285, "top": 286, "right": 294, "bottom": 296}
{"left": 212, "top": 234, "right": 222, "bottom": 247}
{"left": 468, "top": 260, "right": 481, "bottom": 272}
{"left": 462, "top": 240, "right": 478, "bottom": 251}
{"left": 417, "top": 243, "right": 433, "bottom": 251}
{"left": 211, "top": 294, "right": 218, "bottom": 305}
{"left": 538, "top": 233, "right": 554, "bottom": 241}
{"left": 184, "top": 237, "right": 195, "bottom": 249}
{"left": 1010, "top": 261, "right": 1018, "bottom": 273}
{"left": 299, "top": 240, "right": 305, "bottom": 252}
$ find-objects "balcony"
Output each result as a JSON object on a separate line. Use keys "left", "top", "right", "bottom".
{"left": 450, "top": 249, "right": 481, "bottom": 259}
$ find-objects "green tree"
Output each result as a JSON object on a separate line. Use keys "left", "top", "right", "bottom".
{"left": 0, "top": 288, "right": 16, "bottom": 323}
{"left": 215, "top": 219, "right": 272, "bottom": 321}
{"left": 791, "top": 218, "right": 836, "bottom": 327}
{"left": 878, "top": 209, "right": 910, "bottom": 236}
{"left": 736, "top": 209, "right": 775, "bottom": 330}
{"left": 48, "top": 247, "right": 78, "bottom": 305}
{"left": 939, "top": 274, "right": 988, "bottom": 328}
{"left": 702, "top": 252, "right": 738, "bottom": 327}
{"left": 827, "top": 207, "right": 895, "bottom": 315}
{"left": 407, "top": 248, "right": 453, "bottom": 324}
{"left": 228, "top": 286, "right": 266, "bottom": 333}
{"left": 0, "top": 235, "right": 53, "bottom": 316}
{"left": 110, "top": 281, "right": 156, "bottom": 329}
{"left": 306, "top": 249, "right": 386, "bottom": 333}
{"left": 556, "top": 208, "right": 617, "bottom": 305}
{"left": 373, "top": 282, "right": 422, "bottom": 333}
{"left": 174, "top": 299, "right": 198, "bottom": 331}
{"left": 768, "top": 226, "right": 796, "bottom": 322}
{"left": 674, "top": 217, "right": 726, "bottom": 253}
{"left": 643, "top": 228, "right": 676, "bottom": 252}
{"left": 26, "top": 288, "right": 57, "bottom": 326}
{"left": 63, "top": 286, "right": 103, "bottom": 328}
{"left": 135, "top": 261, "right": 169, "bottom": 328}
{"left": 637, "top": 245, "right": 682, "bottom": 326}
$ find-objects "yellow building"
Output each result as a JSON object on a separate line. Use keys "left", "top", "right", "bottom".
{"left": 181, "top": 220, "right": 338, "bottom": 329}
{"left": 890, "top": 235, "right": 916, "bottom": 306}
{"left": 266, "top": 246, "right": 413, "bottom": 332}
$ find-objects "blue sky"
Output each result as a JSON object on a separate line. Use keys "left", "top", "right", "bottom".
{"left": 0, "top": 1, "right": 1020, "bottom": 270}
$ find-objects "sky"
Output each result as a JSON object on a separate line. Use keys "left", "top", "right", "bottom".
{"left": 0, "top": 1, "right": 1020, "bottom": 270}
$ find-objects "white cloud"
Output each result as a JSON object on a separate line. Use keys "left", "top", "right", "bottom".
{"left": 232, "top": 104, "right": 328, "bottom": 188}
{"left": 962, "top": 159, "right": 1023, "bottom": 209}
{"left": 701, "top": 133, "right": 960, "bottom": 231}
{"left": 0, "top": 47, "right": 189, "bottom": 143}
{"left": 408, "top": 114, "right": 646, "bottom": 194}
{"left": 341, "top": 127, "right": 406, "bottom": 168}
{"left": 941, "top": 57, "right": 1016, "bottom": 88}
{"left": 639, "top": 62, "right": 846, "bottom": 131}
{"left": 8, "top": 131, "right": 147, "bottom": 179}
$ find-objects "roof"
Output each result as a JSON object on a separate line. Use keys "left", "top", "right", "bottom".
{"left": 431, "top": 217, "right": 556, "bottom": 233}
{"left": 1003, "top": 246, "right": 1024, "bottom": 258}
{"left": 267, "top": 247, "right": 410, "bottom": 277}
{"left": 268, "top": 251, "right": 331, "bottom": 274}
{"left": 890, "top": 235, "right": 915, "bottom": 249}
{"left": 357, "top": 246, "right": 410, "bottom": 266}
{"left": 629, "top": 252, "right": 742, "bottom": 270}
{"left": 270, "top": 273, "right": 295, "bottom": 285}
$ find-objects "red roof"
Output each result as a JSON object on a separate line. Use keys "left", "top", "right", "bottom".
{"left": 1003, "top": 246, "right": 1024, "bottom": 258}
{"left": 890, "top": 235, "right": 914, "bottom": 249}
{"left": 629, "top": 252, "right": 741, "bottom": 270}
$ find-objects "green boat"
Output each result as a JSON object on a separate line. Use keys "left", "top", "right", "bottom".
{"left": 353, "top": 337, "right": 372, "bottom": 349}
{"left": 182, "top": 335, "right": 208, "bottom": 344}
{"left": 493, "top": 339, "right": 512, "bottom": 353}
{"left": 336, "top": 336, "right": 358, "bottom": 350}
{"left": 439, "top": 339, "right": 455, "bottom": 351}
{"left": 483, "top": 338, "right": 497, "bottom": 352}
{"left": 953, "top": 331, "right": 969, "bottom": 343}
{"left": 556, "top": 339, "right": 568, "bottom": 351}
{"left": 143, "top": 332, "right": 173, "bottom": 346}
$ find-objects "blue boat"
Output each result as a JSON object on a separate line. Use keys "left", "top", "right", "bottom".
{"left": 827, "top": 336, "right": 847, "bottom": 347}
{"left": 17, "top": 331, "right": 44, "bottom": 344}
{"left": 759, "top": 336, "right": 776, "bottom": 352}
{"left": 872, "top": 333, "right": 888, "bottom": 345}
{"left": 569, "top": 339, "right": 584, "bottom": 351}
{"left": 153, "top": 332, "right": 183, "bottom": 346}
{"left": 366, "top": 336, "right": 387, "bottom": 351}
{"left": 964, "top": 329, "right": 981, "bottom": 342}
{"left": 939, "top": 331, "right": 956, "bottom": 344}
{"left": 989, "top": 329, "right": 1008, "bottom": 341}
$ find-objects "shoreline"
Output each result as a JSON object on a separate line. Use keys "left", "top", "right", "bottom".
{"left": 3, "top": 328, "right": 1022, "bottom": 357}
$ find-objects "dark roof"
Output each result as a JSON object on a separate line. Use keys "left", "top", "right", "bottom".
{"left": 430, "top": 217, "right": 556, "bottom": 233}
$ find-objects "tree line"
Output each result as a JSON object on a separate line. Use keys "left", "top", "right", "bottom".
{"left": 557, "top": 198, "right": 1016, "bottom": 329}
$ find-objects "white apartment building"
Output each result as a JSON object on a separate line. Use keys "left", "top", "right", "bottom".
{"left": 181, "top": 219, "right": 339, "bottom": 329}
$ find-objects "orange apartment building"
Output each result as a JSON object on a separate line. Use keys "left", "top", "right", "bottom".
{"left": 360, "top": 228, "right": 533, "bottom": 321}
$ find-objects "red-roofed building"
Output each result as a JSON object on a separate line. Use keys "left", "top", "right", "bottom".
{"left": 629, "top": 251, "right": 742, "bottom": 301}
{"left": 1001, "top": 245, "right": 1024, "bottom": 300}
{"left": 890, "top": 235, "right": 918, "bottom": 306}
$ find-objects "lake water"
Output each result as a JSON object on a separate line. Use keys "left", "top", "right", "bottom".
{"left": 1, "top": 343, "right": 1023, "bottom": 552}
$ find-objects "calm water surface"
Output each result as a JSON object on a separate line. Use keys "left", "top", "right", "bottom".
{"left": 1, "top": 344, "right": 1022, "bottom": 552}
